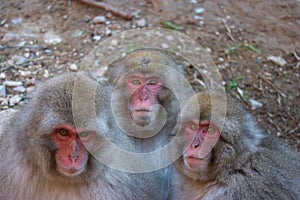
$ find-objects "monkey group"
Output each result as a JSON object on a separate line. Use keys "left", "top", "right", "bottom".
{"left": 0, "top": 48, "right": 299, "bottom": 200}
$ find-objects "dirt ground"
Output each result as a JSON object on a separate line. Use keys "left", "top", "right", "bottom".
{"left": 0, "top": 0, "right": 299, "bottom": 150}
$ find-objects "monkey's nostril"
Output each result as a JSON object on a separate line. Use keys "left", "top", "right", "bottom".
{"left": 69, "top": 154, "right": 78, "bottom": 162}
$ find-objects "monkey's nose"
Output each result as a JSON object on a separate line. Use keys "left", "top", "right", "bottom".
{"left": 139, "top": 94, "right": 148, "bottom": 101}
{"left": 69, "top": 154, "right": 79, "bottom": 163}
{"left": 191, "top": 137, "right": 201, "bottom": 148}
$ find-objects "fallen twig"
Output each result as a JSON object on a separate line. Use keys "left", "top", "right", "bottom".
{"left": 259, "top": 75, "right": 287, "bottom": 98}
{"left": 79, "top": 0, "right": 133, "bottom": 20}
{"left": 222, "top": 18, "right": 235, "bottom": 41}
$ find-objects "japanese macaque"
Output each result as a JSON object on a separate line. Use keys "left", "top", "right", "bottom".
{"left": 104, "top": 48, "right": 192, "bottom": 150}
{"left": 0, "top": 73, "right": 141, "bottom": 200}
{"left": 171, "top": 92, "right": 300, "bottom": 200}
{"left": 99, "top": 48, "right": 195, "bottom": 199}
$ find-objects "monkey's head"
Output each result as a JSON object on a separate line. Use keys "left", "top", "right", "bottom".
{"left": 175, "top": 92, "right": 264, "bottom": 182}
{"left": 17, "top": 73, "right": 105, "bottom": 183}
{"left": 106, "top": 48, "right": 187, "bottom": 132}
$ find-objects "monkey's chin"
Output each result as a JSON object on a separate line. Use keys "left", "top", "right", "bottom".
{"left": 184, "top": 157, "right": 210, "bottom": 171}
{"left": 131, "top": 112, "right": 152, "bottom": 127}
{"left": 58, "top": 166, "right": 85, "bottom": 177}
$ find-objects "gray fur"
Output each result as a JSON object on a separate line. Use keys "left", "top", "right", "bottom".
{"left": 172, "top": 92, "right": 300, "bottom": 200}
{"left": 0, "top": 73, "right": 143, "bottom": 200}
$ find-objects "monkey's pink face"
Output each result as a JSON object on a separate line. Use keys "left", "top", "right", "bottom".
{"left": 183, "top": 120, "right": 220, "bottom": 170}
{"left": 53, "top": 125, "right": 95, "bottom": 177}
{"left": 127, "top": 74, "right": 162, "bottom": 126}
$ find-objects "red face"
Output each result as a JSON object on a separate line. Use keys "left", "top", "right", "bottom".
{"left": 183, "top": 120, "right": 220, "bottom": 170}
{"left": 53, "top": 125, "right": 95, "bottom": 176}
{"left": 127, "top": 74, "right": 163, "bottom": 126}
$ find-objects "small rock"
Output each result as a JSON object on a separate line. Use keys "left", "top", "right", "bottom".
{"left": 11, "top": 18, "right": 22, "bottom": 25}
{"left": 92, "top": 16, "right": 106, "bottom": 24}
{"left": 63, "top": 15, "right": 68, "bottom": 20}
{"left": 111, "top": 39, "right": 118, "bottom": 46}
{"left": 189, "top": 0, "right": 197, "bottom": 3}
{"left": 194, "top": 16, "right": 204, "bottom": 20}
{"left": 161, "top": 43, "right": 169, "bottom": 49}
{"left": 0, "top": 98, "right": 8, "bottom": 106}
{"left": 249, "top": 99, "right": 263, "bottom": 110}
{"left": 195, "top": 7, "right": 205, "bottom": 14}
{"left": 13, "top": 85, "right": 26, "bottom": 93}
{"left": 9, "top": 95, "right": 22, "bottom": 106}
{"left": 92, "top": 35, "right": 102, "bottom": 41}
{"left": 69, "top": 63, "right": 78, "bottom": 72}
{"left": 0, "top": 73, "right": 6, "bottom": 79}
{"left": 166, "top": 36, "right": 174, "bottom": 40}
{"left": 205, "top": 47, "right": 212, "bottom": 53}
{"left": 267, "top": 55, "right": 287, "bottom": 67}
{"left": 136, "top": 18, "right": 147, "bottom": 27}
{"left": 44, "top": 32, "right": 62, "bottom": 45}
{"left": 1, "top": 32, "right": 20, "bottom": 42}
{"left": 8, "top": 55, "right": 26, "bottom": 65}
{"left": 218, "top": 57, "right": 224, "bottom": 62}
{"left": 43, "top": 70, "right": 50, "bottom": 78}
{"left": 4, "top": 81, "right": 23, "bottom": 87}
{"left": 0, "top": 85, "right": 6, "bottom": 97}
{"left": 105, "top": 28, "right": 112, "bottom": 36}
{"left": 24, "top": 52, "right": 30, "bottom": 58}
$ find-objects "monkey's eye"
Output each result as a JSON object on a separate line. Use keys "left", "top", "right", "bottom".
{"left": 59, "top": 128, "right": 70, "bottom": 137}
{"left": 79, "top": 131, "right": 90, "bottom": 137}
{"left": 147, "top": 79, "right": 158, "bottom": 85}
{"left": 206, "top": 127, "right": 215, "bottom": 135}
{"left": 132, "top": 80, "right": 141, "bottom": 85}
{"left": 190, "top": 124, "right": 198, "bottom": 131}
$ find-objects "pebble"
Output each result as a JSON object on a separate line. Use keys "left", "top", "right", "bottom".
{"left": 195, "top": 7, "right": 205, "bottom": 14}
{"left": 194, "top": 16, "right": 204, "bottom": 20}
{"left": 161, "top": 43, "right": 169, "bottom": 49}
{"left": 1, "top": 32, "right": 20, "bottom": 42}
{"left": 93, "top": 35, "right": 102, "bottom": 41}
{"left": 44, "top": 32, "right": 62, "bottom": 45}
{"left": 267, "top": 55, "right": 287, "bottom": 67}
{"left": 92, "top": 16, "right": 106, "bottom": 24}
{"left": 249, "top": 99, "right": 263, "bottom": 110}
{"left": 3, "top": 81, "right": 23, "bottom": 87}
{"left": 218, "top": 57, "right": 224, "bottom": 62}
{"left": 13, "top": 85, "right": 26, "bottom": 93}
{"left": 9, "top": 95, "right": 22, "bottom": 106}
{"left": 0, "top": 73, "right": 6, "bottom": 79}
{"left": 111, "top": 39, "right": 118, "bottom": 46}
{"left": 0, "top": 98, "right": 8, "bottom": 106}
{"left": 8, "top": 55, "right": 26, "bottom": 65}
{"left": 0, "top": 85, "right": 6, "bottom": 97}
{"left": 136, "top": 18, "right": 147, "bottom": 27}
{"left": 11, "top": 18, "right": 22, "bottom": 25}
{"left": 205, "top": 47, "right": 212, "bottom": 53}
{"left": 69, "top": 63, "right": 78, "bottom": 72}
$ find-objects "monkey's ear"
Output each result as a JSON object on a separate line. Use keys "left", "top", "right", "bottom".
{"left": 104, "top": 62, "right": 127, "bottom": 85}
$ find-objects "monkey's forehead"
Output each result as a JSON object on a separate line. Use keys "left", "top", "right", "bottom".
{"left": 118, "top": 49, "right": 187, "bottom": 68}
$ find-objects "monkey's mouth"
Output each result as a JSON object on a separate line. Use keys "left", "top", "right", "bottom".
{"left": 135, "top": 109, "right": 150, "bottom": 113}
{"left": 133, "top": 109, "right": 151, "bottom": 116}
{"left": 59, "top": 166, "right": 85, "bottom": 177}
